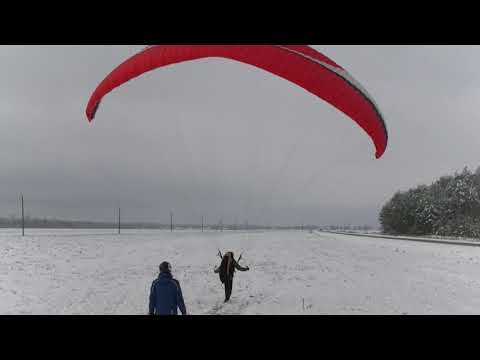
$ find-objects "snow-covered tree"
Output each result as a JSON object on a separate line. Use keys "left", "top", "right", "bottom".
{"left": 380, "top": 166, "right": 480, "bottom": 238}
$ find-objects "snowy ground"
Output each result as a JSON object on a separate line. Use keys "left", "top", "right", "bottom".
{"left": 2, "top": 228, "right": 480, "bottom": 315}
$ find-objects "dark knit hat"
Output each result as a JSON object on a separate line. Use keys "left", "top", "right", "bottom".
{"left": 159, "top": 261, "right": 172, "bottom": 273}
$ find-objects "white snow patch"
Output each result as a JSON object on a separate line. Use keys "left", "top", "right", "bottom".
{"left": 1, "top": 229, "right": 480, "bottom": 314}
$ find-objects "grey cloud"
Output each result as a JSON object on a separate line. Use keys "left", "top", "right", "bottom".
{"left": 1, "top": 45, "right": 479, "bottom": 226}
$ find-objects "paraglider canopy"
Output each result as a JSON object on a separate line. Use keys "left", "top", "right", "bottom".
{"left": 85, "top": 45, "right": 388, "bottom": 159}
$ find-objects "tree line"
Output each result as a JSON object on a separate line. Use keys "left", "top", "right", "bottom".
{"left": 0, "top": 216, "right": 317, "bottom": 231}
{"left": 379, "top": 167, "right": 480, "bottom": 238}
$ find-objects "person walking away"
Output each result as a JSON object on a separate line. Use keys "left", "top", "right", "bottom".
{"left": 149, "top": 261, "right": 187, "bottom": 315}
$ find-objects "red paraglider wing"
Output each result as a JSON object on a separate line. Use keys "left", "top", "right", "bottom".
{"left": 86, "top": 45, "right": 388, "bottom": 159}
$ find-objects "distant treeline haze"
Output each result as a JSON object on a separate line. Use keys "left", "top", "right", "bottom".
{"left": 0, "top": 216, "right": 327, "bottom": 231}
{"left": 0, "top": 215, "right": 374, "bottom": 231}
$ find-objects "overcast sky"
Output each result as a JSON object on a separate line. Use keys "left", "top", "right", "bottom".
{"left": 1, "top": 45, "right": 479, "bottom": 226}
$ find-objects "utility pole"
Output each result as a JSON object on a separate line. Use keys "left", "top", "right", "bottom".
{"left": 118, "top": 208, "right": 121, "bottom": 234}
{"left": 170, "top": 211, "right": 173, "bottom": 232}
{"left": 21, "top": 194, "right": 24, "bottom": 237}
{"left": 220, "top": 217, "right": 223, "bottom": 232}
{"left": 201, "top": 215, "right": 204, "bottom": 232}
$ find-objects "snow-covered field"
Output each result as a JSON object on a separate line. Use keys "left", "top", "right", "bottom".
{"left": 2, "top": 228, "right": 480, "bottom": 315}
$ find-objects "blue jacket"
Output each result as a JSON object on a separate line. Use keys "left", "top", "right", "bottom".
{"left": 149, "top": 272, "right": 187, "bottom": 315}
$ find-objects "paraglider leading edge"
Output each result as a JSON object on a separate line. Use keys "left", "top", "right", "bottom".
{"left": 85, "top": 45, "right": 388, "bottom": 159}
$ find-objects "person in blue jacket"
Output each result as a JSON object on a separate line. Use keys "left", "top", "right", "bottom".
{"left": 149, "top": 261, "right": 187, "bottom": 315}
